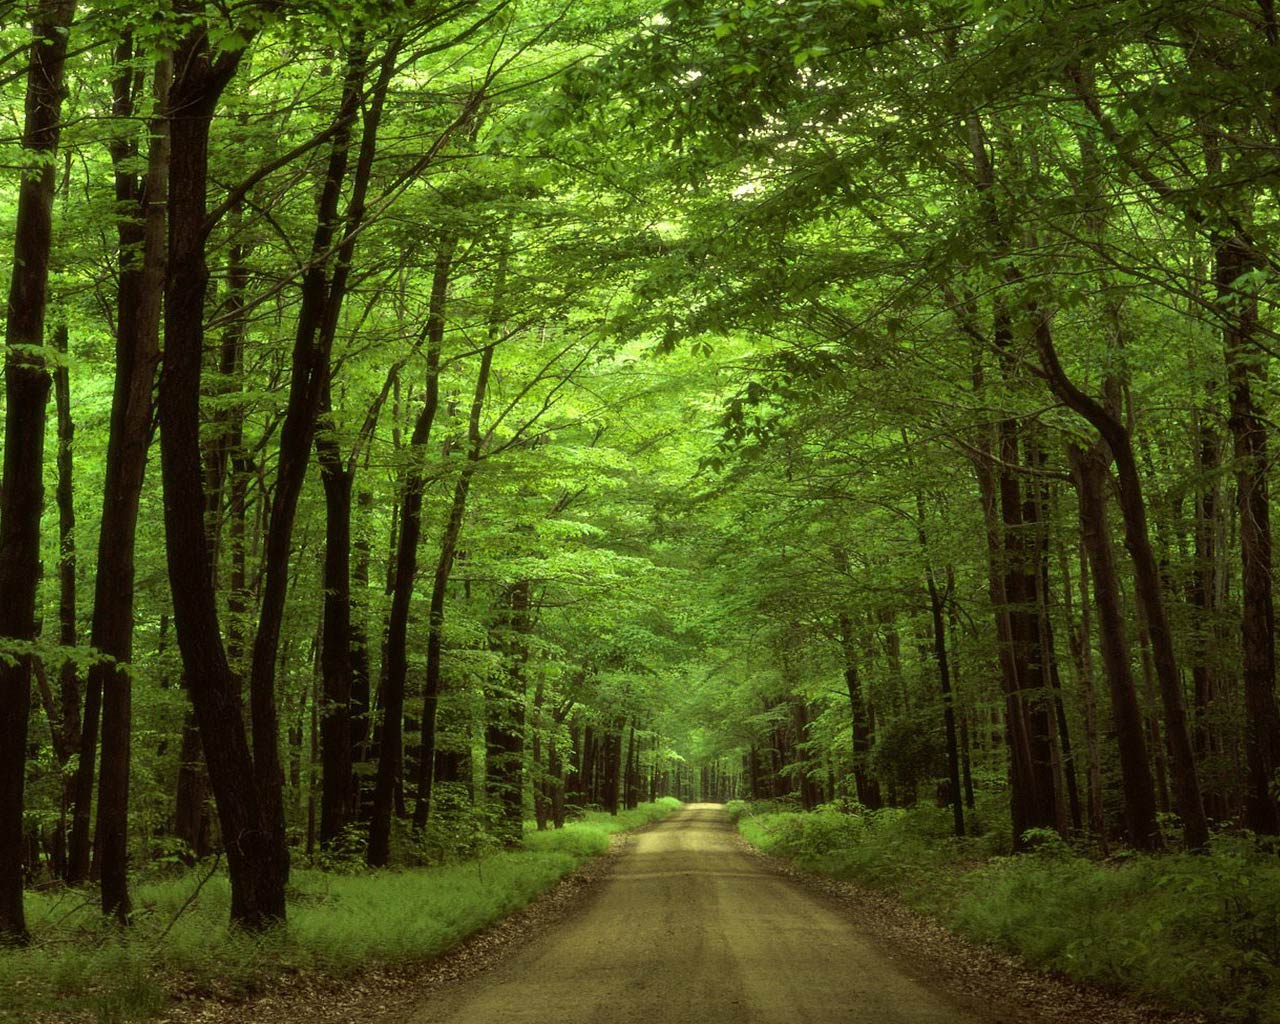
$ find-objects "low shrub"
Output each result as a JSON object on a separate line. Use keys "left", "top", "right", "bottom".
{"left": 736, "top": 803, "right": 1280, "bottom": 1023}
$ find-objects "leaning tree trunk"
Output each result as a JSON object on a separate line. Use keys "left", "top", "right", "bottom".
{"left": 1068, "top": 444, "right": 1162, "bottom": 850}
{"left": 0, "top": 0, "right": 77, "bottom": 945}
{"left": 1037, "top": 315, "right": 1209, "bottom": 849}
{"left": 159, "top": 28, "right": 287, "bottom": 928}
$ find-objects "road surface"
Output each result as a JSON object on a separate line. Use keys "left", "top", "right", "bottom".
{"left": 408, "top": 803, "right": 990, "bottom": 1024}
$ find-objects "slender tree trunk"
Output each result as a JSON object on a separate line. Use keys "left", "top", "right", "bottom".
{"left": 600, "top": 722, "right": 621, "bottom": 816}
{"left": 485, "top": 580, "right": 530, "bottom": 846}
{"left": 1217, "top": 238, "right": 1280, "bottom": 835}
{"left": 1059, "top": 530, "right": 1108, "bottom": 851}
{"left": 1038, "top": 316, "right": 1209, "bottom": 848}
{"left": 414, "top": 342, "right": 496, "bottom": 829}
{"left": 1191, "top": 406, "right": 1227, "bottom": 820}
{"left": 1068, "top": 445, "right": 1162, "bottom": 850}
{"left": 94, "top": 46, "right": 171, "bottom": 923}
{"left": 318, "top": 454, "right": 356, "bottom": 848}
{"left": 832, "top": 548, "right": 881, "bottom": 808}
{"left": 49, "top": 323, "right": 80, "bottom": 881}
{"left": 0, "top": 0, "right": 77, "bottom": 944}
{"left": 368, "top": 239, "right": 452, "bottom": 867}
{"left": 926, "top": 567, "right": 965, "bottom": 836}
{"left": 532, "top": 678, "right": 549, "bottom": 831}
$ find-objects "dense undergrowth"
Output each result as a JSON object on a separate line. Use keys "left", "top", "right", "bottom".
{"left": 0, "top": 799, "right": 680, "bottom": 1024}
{"left": 730, "top": 798, "right": 1280, "bottom": 1023}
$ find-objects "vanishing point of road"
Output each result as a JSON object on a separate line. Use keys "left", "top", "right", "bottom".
{"left": 408, "top": 803, "right": 990, "bottom": 1024}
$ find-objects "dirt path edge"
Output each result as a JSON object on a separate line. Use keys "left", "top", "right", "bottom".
{"left": 734, "top": 832, "right": 1211, "bottom": 1024}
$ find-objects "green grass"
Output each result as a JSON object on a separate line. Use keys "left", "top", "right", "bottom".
{"left": 735, "top": 799, "right": 1280, "bottom": 1023}
{"left": 0, "top": 798, "right": 681, "bottom": 1024}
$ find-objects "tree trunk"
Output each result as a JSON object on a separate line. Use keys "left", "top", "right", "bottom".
{"left": 1218, "top": 237, "right": 1280, "bottom": 835}
{"left": 93, "top": 46, "right": 170, "bottom": 923}
{"left": 532, "top": 678, "right": 549, "bottom": 832}
{"left": 318, "top": 454, "right": 356, "bottom": 848}
{"left": 1068, "top": 445, "right": 1162, "bottom": 850}
{"left": 1059, "top": 530, "right": 1108, "bottom": 851}
{"left": 368, "top": 238, "right": 452, "bottom": 867}
{"left": 49, "top": 323, "right": 80, "bottom": 881}
{"left": 485, "top": 580, "right": 530, "bottom": 846}
{"left": 173, "top": 712, "right": 211, "bottom": 861}
{"left": 1191, "top": 406, "right": 1228, "bottom": 820}
{"left": 159, "top": 30, "right": 287, "bottom": 928}
{"left": 926, "top": 567, "right": 965, "bottom": 837}
{"left": 1038, "top": 315, "right": 1209, "bottom": 848}
{"left": 414, "top": 341, "right": 496, "bottom": 829}
{"left": 0, "top": 0, "right": 77, "bottom": 945}
{"left": 600, "top": 722, "right": 621, "bottom": 816}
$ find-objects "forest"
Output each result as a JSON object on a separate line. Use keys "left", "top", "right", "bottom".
{"left": 3, "top": 0, "right": 1280, "bottom": 1021}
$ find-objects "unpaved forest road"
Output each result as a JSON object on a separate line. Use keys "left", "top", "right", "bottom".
{"left": 408, "top": 803, "right": 990, "bottom": 1024}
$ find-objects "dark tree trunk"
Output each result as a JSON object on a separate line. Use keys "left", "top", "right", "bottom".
{"left": 624, "top": 723, "right": 638, "bottom": 811}
{"left": 318, "top": 456, "right": 356, "bottom": 848}
{"left": 159, "top": 30, "right": 287, "bottom": 928}
{"left": 1038, "top": 315, "right": 1209, "bottom": 849}
{"left": 485, "top": 580, "right": 530, "bottom": 846}
{"left": 971, "top": 442, "right": 1047, "bottom": 846}
{"left": 1218, "top": 238, "right": 1280, "bottom": 835}
{"left": 368, "top": 239, "right": 452, "bottom": 867}
{"left": 52, "top": 322, "right": 80, "bottom": 764}
{"left": 351, "top": 488, "right": 374, "bottom": 758}
{"left": 600, "top": 723, "right": 621, "bottom": 816}
{"left": 0, "top": 0, "right": 76, "bottom": 945}
{"left": 926, "top": 567, "right": 965, "bottom": 837}
{"left": 531, "top": 679, "right": 549, "bottom": 831}
{"left": 94, "top": 46, "right": 170, "bottom": 923}
{"left": 173, "top": 712, "right": 211, "bottom": 861}
{"left": 833, "top": 550, "right": 882, "bottom": 810}
{"left": 1069, "top": 445, "right": 1162, "bottom": 850}
{"left": 49, "top": 323, "right": 80, "bottom": 881}
{"left": 1191, "top": 409, "right": 1227, "bottom": 819}
{"left": 414, "top": 342, "right": 496, "bottom": 829}
{"left": 1000, "top": 449, "right": 1061, "bottom": 835}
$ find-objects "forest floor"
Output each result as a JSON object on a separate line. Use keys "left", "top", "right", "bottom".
{"left": 171, "top": 803, "right": 1207, "bottom": 1024}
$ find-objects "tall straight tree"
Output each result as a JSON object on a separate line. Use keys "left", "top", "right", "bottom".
{"left": 0, "top": 0, "right": 77, "bottom": 945}
{"left": 92, "top": 40, "right": 171, "bottom": 922}
{"left": 368, "top": 237, "right": 454, "bottom": 867}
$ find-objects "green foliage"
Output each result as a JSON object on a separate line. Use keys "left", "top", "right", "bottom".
{"left": 0, "top": 802, "right": 680, "bottom": 1023}
{"left": 739, "top": 806, "right": 1280, "bottom": 1022}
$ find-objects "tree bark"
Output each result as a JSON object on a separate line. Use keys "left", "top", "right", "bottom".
{"left": 49, "top": 322, "right": 79, "bottom": 881}
{"left": 158, "top": 26, "right": 287, "bottom": 928}
{"left": 414, "top": 342, "right": 495, "bottom": 829}
{"left": 0, "top": 0, "right": 77, "bottom": 945}
{"left": 485, "top": 580, "right": 530, "bottom": 846}
{"left": 367, "top": 238, "right": 453, "bottom": 867}
{"left": 93, "top": 45, "right": 171, "bottom": 923}
{"left": 1068, "top": 445, "right": 1162, "bottom": 850}
{"left": 1217, "top": 237, "right": 1280, "bottom": 835}
{"left": 1037, "top": 315, "right": 1210, "bottom": 848}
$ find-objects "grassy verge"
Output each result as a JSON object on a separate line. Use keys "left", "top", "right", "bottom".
{"left": 729, "top": 798, "right": 1280, "bottom": 1024}
{"left": 1, "top": 798, "right": 681, "bottom": 1024}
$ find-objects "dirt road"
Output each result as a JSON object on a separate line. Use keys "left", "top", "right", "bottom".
{"left": 408, "top": 803, "right": 992, "bottom": 1024}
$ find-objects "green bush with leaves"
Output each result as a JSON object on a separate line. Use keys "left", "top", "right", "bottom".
{"left": 737, "top": 805, "right": 1280, "bottom": 1022}
{"left": 0, "top": 801, "right": 681, "bottom": 1023}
